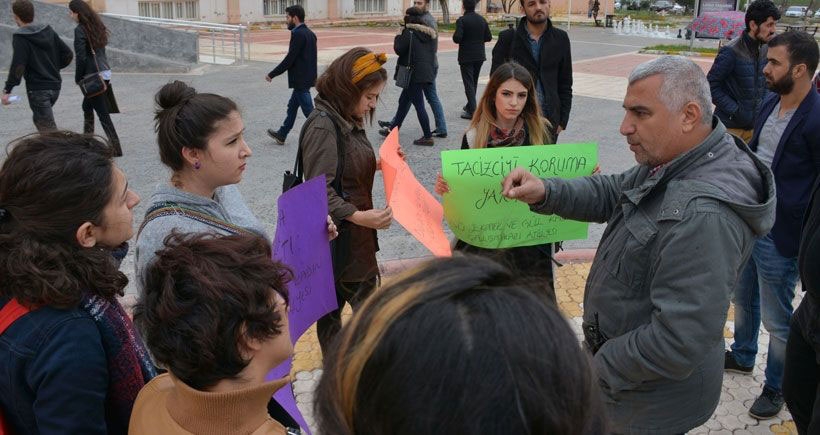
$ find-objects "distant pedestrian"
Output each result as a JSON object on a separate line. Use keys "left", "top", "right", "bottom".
{"left": 707, "top": 0, "right": 780, "bottom": 143}
{"left": 314, "top": 255, "right": 607, "bottom": 434}
{"left": 2, "top": 0, "right": 72, "bottom": 131}
{"left": 452, "top": 0, "right": 492, "bottom": 120}
{"left": 501, "top": 56, "right": 775, "bottom": 434}
{"left": 69, "top": 0, "right": 122, "bottom": 156}
{"left": 379, "top": 0, "right": 447, "bottom": 138}
{"left": 265, "top": 4, "right": 317, "bottom": 145}
{"left": 491, "top": 0, "right": 572, "bottom": 139}
{"left": 731, "top": 31, "right": 820, "bottom": 421}
{"left": 379, "top": 7, "right": 437, "bottom": 146}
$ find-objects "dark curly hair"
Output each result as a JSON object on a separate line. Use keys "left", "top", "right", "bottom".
{"left": 134, "top": 232, "right": 292, "bottom": 391}
{"left": 0, "top": 132, "right": 125, "bottom": 309}
{"left": 745, "top": 0, "right": 780, "bottom": 32}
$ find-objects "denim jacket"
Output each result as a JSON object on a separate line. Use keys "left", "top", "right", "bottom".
{"left": 0, "top": 297, "right": 111, "bottom": 434}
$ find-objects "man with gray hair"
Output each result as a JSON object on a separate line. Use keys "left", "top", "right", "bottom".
{"left": 501, "top": 55, "right": 775, "bottom": 433}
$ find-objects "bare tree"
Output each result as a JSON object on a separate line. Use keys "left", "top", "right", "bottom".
{"left": 501, "top": 0, "right": 514, "bottom": 13}
{"left": 439, "top": 0, "right": 451, "bottom": 23}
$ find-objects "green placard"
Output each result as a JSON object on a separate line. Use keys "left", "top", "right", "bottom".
{"left": 440, "top": 143, "right": 598, "bottom": 249}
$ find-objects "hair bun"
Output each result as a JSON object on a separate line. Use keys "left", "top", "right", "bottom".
{"left": 156, "top": 80, "right": 197, "bottom": 111}
{"left": 375, "top": 53, "right": 388, "bottom": 65}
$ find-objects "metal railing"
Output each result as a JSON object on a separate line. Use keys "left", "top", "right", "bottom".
{"left": 102, "top": 13, "right": 251, "bottom": 64}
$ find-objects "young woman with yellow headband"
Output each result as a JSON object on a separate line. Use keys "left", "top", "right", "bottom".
{"left": 300, "top": 47, "right": 400, "bottom": 355}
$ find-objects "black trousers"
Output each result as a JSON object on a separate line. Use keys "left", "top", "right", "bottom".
{"left": 27, "top": 89, "right": 59, "bottom": 132}
{"left": 459, "top": 61, "right": 483, "bottom": 114}
{"left": 83, "top": 81, "right": 121, "bottom": 155}
{"left": 316, "top": 277, "right": 378, "bottom": 356}
{"left": 783, "top": 297, "right": 820, "bottom": 434}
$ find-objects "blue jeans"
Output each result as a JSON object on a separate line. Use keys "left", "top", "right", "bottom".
{"left": 392, "top": 83, "right": 432, "bottom": 138}
{"left": 276, "top": 88, "right": 313, "bottom": 138}
{"left": 423, "top": 80, "right": 446, "bottom": 134}
{"left": 731, "top": 234, "right": 799, "bottom": 392}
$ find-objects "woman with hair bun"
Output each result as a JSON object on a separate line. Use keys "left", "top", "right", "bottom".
{"left": 0, "top": 133, "right": 156, "bottom": 434}
{"left": 314, "top": 255, "right": 607, "bottom": 435}
{"left": 299, "top": 47, "right": 397, "bottom": 355}
{"left": 69, "top": 0, "right": 121, "bottom": 156}
{"left": 135, "top": 81, "right": 334, "bottom": 431}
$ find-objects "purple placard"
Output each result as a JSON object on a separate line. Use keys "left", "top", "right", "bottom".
{"left": 267, "top": 175, "right": 338, "bottom": 435}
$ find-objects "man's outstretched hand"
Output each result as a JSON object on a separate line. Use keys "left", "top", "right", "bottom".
{"left": 501, "top": 167, "right": 547, "bottom": 205}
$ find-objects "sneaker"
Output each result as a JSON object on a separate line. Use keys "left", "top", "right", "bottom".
{"left": 413, "top": 136, "right": 434, "bottom": 146}
{"left": 724, "top": 350, "right": 753, "bottom": 374}
{"left": 378, "top": 127, "right": 391, "bottom": 137}
{"left": 267, "top": 129, "right": 285, "bottom": 145}
{"left": 432, "top": 129, "right": 448, "bottom": 138}
{"left": 460, "top": 111, "right": 473, "bottom": 120}
{"left": 378, "top": 120, "right": 392, "bottom": 128}
{"left": 749, "top": 386, "right": 785, "bottom": 420}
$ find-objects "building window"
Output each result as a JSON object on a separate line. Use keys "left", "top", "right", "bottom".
{"left": 429, "top": 0, "right": 441, "bottom": 11}
{"left": 263, "top": 0, "right": 303, "bottom": 15}
{"left": 354, "top": 0, "right": 385, "bottom": 13}
{"left": 138, "top": 0, "right": 199, "bottom": 19}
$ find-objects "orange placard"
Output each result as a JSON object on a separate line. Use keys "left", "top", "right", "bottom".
{"left": 379, "top": 129, "right": 451, "bottom": 257}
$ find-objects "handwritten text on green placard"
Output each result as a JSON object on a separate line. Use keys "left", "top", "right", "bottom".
{"left": 440, "top": 143, "right": 598, "bottom": 249}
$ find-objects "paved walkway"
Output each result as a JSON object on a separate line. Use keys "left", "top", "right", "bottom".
{"left": 289, "top": 254, "right": 802, "bottom": 434}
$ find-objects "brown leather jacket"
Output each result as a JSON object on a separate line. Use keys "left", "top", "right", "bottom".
{"left": 300, "top": 96, "right": 379, "bottom": 282}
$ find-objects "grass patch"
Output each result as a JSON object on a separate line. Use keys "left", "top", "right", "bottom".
{"left": 642, "top": 43, "right": 719, "bottom": 55}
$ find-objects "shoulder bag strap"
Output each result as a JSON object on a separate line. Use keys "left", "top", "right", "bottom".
{"left": 296, "top": 110, "right": 346, "bottom": 197}
{"left": 137, "top": 201, "right": 255, "bottom": 238}
{"left": 0, "top": 299, "right": 31, "bottom": 335}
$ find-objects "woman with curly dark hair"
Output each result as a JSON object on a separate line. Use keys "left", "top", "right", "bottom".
{"left": 0, "top": 133, "right": 156, "bottom": 434}
{"left": 69, "top": 0, "right": 121, "bottom": 156}
{"left": 130, "top": 232, "right": 294, "bottom": 434}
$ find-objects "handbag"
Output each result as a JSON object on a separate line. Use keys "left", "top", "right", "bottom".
{"left": 394, "top": 30, "right": 414, "bottom": 89}
{"left": 78, "top": 46, "right": 107, "bottom": 98}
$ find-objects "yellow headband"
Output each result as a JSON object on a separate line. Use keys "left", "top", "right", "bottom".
{"left": 351, "top": 52, "right": 387, "bottom": 84}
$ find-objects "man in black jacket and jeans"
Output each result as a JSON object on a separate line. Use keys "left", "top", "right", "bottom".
{"left": 265, "top": 4, "right": 317, "bottom": 145}
{"left": 2, "top": 0, "right": 72, "bottom": 132}
{"left": 491, "top": 0, "right": 572, "bottom": 138}
{"left": 453, "top": 0, "right": 492, "bottom": 119}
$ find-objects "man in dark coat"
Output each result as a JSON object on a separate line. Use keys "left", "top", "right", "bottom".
{"left": 491, "top": 0, "right": 572, "bottom": 138}
{"left": 707, "top": 0, "right": 780, "bottom": 143}
{"left": 453, "top": 0, "right": 491, "bottom": 119}
{"left": 2, "top": 0, "right": 73, "bottom": 131}
{"left": 730, "top": 31, "right": 820, "bottom": 421}
{"left": 265, "top": 4, "right": 317, "bottom": 145}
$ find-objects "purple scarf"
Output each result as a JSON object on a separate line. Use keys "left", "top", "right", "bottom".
{"left": 80, "top": 294, "right": 157, "bottom": 435}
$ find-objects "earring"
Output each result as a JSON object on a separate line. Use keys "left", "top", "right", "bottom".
{"left": 194, "top": 161, "right": 201, "bottom": 170}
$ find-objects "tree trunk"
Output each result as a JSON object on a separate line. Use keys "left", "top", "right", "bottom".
{"left": 439, "top": 0, "right": 451, "bottom": 23}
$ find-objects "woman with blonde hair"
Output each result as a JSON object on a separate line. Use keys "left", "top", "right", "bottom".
{"left": 436, "top": 61, "right": 556, "bottom": 300}
{"left": 314, "top": 255, "right": 606, "bottom": 434}
{"left": 299, "top": 47, "right": 399, "bottom": 354}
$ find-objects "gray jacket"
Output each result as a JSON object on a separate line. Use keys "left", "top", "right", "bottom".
{"left": 134, "top": 184, "right": 267, "bottom": 291}
{"left": 532, "top": 120, "right": 775, "bottom": 434}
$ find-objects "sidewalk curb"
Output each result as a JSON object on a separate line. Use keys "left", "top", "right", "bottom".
{"left": 378, "top": 248, "right": 597, "bottom": 278}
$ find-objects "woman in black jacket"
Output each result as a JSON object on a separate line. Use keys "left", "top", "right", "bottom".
{"left": 380, "top": 7, "right": 435, "bottom": 146}
{"left": 69, "top": 0, "right": 121, "bottom": 156}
